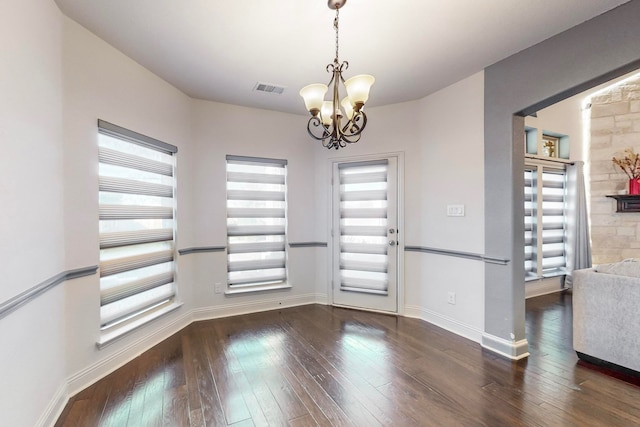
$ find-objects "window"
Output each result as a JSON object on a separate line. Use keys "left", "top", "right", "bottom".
{"left": 226, "top": 155, "right": 288, "bottom": 290}
{"left": 524, "top": 164, "right": 567, "bottom": 280}
{"left": 98, "top": 120, "right": 179, "bottom": 344}
{"left": 337, "top": 160, "right": 390, "bottom": 295}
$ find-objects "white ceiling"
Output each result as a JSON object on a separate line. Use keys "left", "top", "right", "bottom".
{"left": 55, "top": 0, "right": 630, "bottom": 115}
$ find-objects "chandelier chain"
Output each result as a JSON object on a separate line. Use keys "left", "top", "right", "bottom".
{"left": 334, "top": 9, "right": 340, "bottom": 63}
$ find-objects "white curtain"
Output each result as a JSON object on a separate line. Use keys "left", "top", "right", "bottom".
{"left": 565, "top": 161, "right": 592, "bottom": 287}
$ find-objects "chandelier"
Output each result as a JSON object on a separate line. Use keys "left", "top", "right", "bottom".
{"left": 299, "top": 0, "right": 375, "bottom": 150}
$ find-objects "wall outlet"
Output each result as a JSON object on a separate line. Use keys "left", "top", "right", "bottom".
{"left": 214, "top": 283, "right": 222, "bottom": 294}
{"left": 446, "top": 204, "right": 465, "bottom": 217}
{"left": 447, "top": 291, "right": 456, "bottom": 305}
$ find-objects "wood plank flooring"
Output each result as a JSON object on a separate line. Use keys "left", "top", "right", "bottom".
{"left": 55, "top": 292, "right": 640, "bottom": 426}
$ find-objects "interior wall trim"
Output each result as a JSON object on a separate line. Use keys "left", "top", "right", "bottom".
{"left": 178, "top": 246, "right": 226, "bottom": 255}
{"left": 0, "top": 265, "right": 98, "bottom": 321}
{"left": 404, "top": 304, "right": 483, "bottom": 344}
{"left": 288, "top": 242, "right": 328, "bottom": 248}
{"left": 481, "top": 333, "right": 530, "bottom": 360}
{"left": 404, "top": 245, "right": 509, "bottom": 265}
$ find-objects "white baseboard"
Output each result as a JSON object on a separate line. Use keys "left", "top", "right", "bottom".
{"left": 66, "top": 309, "right": 193, "bottom": 398}
{"left": 66, "top": 292, "right": 323, "bottom": 399}
{"left": 481, "top": 333, "right": 530, "bottom": 360}
{"left": 192, "top": 292, "right": 321, "bottom": 322}
{"left": 404, "top": 305, "right": 483, "bottom": 344}
{"left": 314, "top": 293, "right": 330, "bottom": 306}
{"left": 36, "top": 381, "right": 67, "bottom": 427}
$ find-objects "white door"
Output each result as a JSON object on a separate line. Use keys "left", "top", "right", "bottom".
{"left": 332, "top": 157, "right": 398, "bottom": 313}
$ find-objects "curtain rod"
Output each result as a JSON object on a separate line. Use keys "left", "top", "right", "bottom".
{"left": 524, "top": 155, "right": 575, "bottom": 166}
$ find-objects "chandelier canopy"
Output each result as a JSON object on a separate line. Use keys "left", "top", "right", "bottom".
{"left": 299, "top": 0, "right": 374, "bottom": 150}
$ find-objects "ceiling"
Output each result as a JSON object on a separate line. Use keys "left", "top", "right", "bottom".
{"left": 55, "top": 0, "right": 630, "bottom": 115}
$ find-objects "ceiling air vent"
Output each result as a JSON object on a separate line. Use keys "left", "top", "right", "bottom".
{"left": 254, "top": 82, "right": 285, "bottom": 95}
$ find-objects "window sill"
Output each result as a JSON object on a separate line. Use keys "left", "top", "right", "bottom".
{"left": 525, "top": 270, "right": 567, "bottom": 282}
{"left": 225, "top": 283, "right": 292, "bottom": 296}
{"left": 96, "top": 302, "right": 183, "bottom": 349}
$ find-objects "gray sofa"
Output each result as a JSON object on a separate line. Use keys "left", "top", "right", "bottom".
{"left": 573, "top": 262, "right": 640, "bottom": 373}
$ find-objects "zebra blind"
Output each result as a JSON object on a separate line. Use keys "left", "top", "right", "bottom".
{"left": 524, "top": 164, "right": 567, "bottom": 280}
{"left": 98, "top": 120, "right": 177, "bottom": 331}
{"left": 226, "top": 155, "right": 287, "bottom": 287}
{"left": 524, "top": 169, "right": 536, "bottom": 278}
{"left": 540, "top": 170, "right": 567, "bottom": 273}
{"left": 338, "top": 160, "right": 389, "bottom": 294}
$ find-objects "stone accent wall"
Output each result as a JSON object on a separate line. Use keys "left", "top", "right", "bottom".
{"left": 590, "top": 75, "right": 640, "bottom": 264}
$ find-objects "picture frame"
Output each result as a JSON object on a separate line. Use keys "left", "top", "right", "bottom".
{"left": 542, "top": 135, "right": 559, "bottom": 158}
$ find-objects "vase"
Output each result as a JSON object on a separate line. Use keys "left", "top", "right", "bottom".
{"left": 629, "top": 179, "right": 640, "bottom": 195}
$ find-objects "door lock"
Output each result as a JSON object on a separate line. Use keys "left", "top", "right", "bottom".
{"left": 388, "top": 228, "right": 395, "bottom": 234}
{"left": 389, "top": 241, "right": 396, "bottom": 246}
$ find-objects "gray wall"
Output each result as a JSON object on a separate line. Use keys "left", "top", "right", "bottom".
{"left": 484, "top": 0, "right": 640, "bottom": 357}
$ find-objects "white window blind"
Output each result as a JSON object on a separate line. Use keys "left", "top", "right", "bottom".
{"left": 540, "top": 170, "right": 567, "bottom": 273}
{"left": 524, "top": 164, "right": 567, "bottom": 280}
{"left": 226, "top": 155, "right": 287, "bottom": 288}
{"left": 98, "top": 120, "right": 177, "bottom": 332}
{"left": 338, "top": 160, "right": 389, "bottom": 294}
{"left": 524, "top": 168, "right": 536, "bottom": 278}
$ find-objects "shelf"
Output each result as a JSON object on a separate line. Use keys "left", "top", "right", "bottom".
{"left": 606, "top": 194, "right": 640, "bottom": 212}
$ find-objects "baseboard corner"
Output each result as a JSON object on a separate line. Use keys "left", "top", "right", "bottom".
{"left": 36, "top": 381, "right": 68, "bottom": 427}
{"left": 481, "top": 333, "right": 530, "bottom": 360}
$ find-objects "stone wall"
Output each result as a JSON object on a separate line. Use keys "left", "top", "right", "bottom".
{"left": 589, "top": 75, "right": 640, "bottom": 264}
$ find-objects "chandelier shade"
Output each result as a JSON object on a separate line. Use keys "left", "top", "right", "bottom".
{"left": 299, "top": 0, "right": 374, "bottom": 150}
{"left": 344, "top": 74, "right": 375, "bottom": 106}
{"left": 299, "top": 83, "right": 328, "bottom": 114}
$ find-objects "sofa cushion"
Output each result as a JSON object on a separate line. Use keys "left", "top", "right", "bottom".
{"left": 595, "top": 258, "right": 640, "bottom": 278}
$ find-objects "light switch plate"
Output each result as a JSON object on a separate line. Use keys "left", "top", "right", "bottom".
{"left": 446, "top": 204, "right": 465, "bottom": 217}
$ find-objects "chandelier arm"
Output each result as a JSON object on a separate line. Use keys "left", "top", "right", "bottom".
{"left": 341, "top": 111, "right": 367, "bottom": 137}
{"left": 306, "top": 116, "right": 332, "bottom": 142}
{"left": 339, "top": 131, "right": 362, "bottom": 144}
{"left": 331, "top": 69, "right": 341, "bottom": 141}
{"left": 338, "top": 61, "right": 349, "bottom": 83}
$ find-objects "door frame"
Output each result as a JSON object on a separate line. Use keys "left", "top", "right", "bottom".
{"left": 326, "top": 151, "right": 405, "bottom": 315}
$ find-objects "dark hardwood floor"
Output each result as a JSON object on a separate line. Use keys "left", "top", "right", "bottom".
{"left": 55, "top": 292, "right": 640, "bottom": 426}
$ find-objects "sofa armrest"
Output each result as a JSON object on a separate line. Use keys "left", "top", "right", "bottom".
{"left": 573, "top": 268, "right": 640, "bottom": 372}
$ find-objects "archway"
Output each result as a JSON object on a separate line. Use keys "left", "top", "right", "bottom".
{"left": 482, "top": 1, "right": 640, "bottom": 359}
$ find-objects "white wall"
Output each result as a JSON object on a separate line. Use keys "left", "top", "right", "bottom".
{"left": 0, "top": 3, "right": 487, "bottom": 424}
{"left": 313, "top": 72, "right": 486, "bottom": 341}
{"left": 0, "top": 1, "right": 66, "bottom": 426}
{"left": 188, "top": 100, "right": 320, "bottom": 317}
{"left": 62, "top": 15, "right": 195, "bottom": 395}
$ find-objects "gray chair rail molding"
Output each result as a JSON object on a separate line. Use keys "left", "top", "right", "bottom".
{"left": 404, "top": 246, "right": 509, "bottom": 265}
{"left": 0, "top": 265, "right": 98, "bottom": 321}
{"left": 178, "top": 246, "right": 226, "bottom": 255}
{"left": 289, "top": 242, "right": 328, "bottom": 248}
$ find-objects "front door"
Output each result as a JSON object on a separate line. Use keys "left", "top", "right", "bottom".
{"left": 332, "top": 157, "right": 398, "bottom": 313}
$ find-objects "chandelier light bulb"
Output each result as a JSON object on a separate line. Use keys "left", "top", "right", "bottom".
{"left": 321, "top": 101, "right": 334, "bottom": 125}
